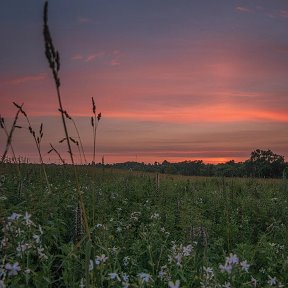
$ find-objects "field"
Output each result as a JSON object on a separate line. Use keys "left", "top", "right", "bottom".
{"left": 1, "top": 164, "right": 288, "bottom": 287}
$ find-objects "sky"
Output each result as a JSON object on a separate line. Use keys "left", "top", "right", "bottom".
{"left": 0, "top": 0, "right": 288, "bottom": 164}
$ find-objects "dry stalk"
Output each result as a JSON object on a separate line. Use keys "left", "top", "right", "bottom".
{"left": 43, "top": 1, "right": 90, "bottom": 240}
{"left": 91, "top": 97, "right": 101, "bottom": 164}
{"left": 0, "top": 106, "right": 22, "bottom": 164}
{"left": 48, "top": 143, "right": 66, "bottom": 165}
{"left": 13, "top": 102, "right": 51, "bottom": 193}
{"left": 63, "top": 110, "right": 87, "bottom": 164}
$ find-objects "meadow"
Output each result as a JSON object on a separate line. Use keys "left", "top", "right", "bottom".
{"left": 1, "top": 163, "right": 288, "bottom": 287}
{"left": 1, "top": 2, "right": 288, "bottom": 287}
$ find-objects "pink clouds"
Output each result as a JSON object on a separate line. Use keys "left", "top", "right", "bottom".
{"left": 236, "top": 6, "right": 253, "bottom": 13}
{"left": 235, "top": 5, "right": 288, "bottom": 19}
{"left": 0, "top": 73, "right": 46, "bottom": 86}
{"left": 71, "top": 50, "right": 123, "bottom": 65}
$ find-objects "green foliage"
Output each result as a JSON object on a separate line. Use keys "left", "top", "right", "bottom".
{"left": 1, "top": 165, "right": 288, "bottom": 287}
{"left": 103, "top": 149, "right": 287, "bottom": 179}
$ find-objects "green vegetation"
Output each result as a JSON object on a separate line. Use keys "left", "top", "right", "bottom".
{"left": 104, "top": 149, "right": 286, "bottom": 179}
{"left": 1, "top": 164, "right": 288, "bottom": 287}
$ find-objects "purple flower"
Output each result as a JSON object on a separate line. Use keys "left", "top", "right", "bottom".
{"left": 5, "top": 262, "right": 21, "bottom": 276}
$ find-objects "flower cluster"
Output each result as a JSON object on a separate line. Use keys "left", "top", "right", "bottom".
{"left": 0, "top": 212, "right": 47, "bottom": 286}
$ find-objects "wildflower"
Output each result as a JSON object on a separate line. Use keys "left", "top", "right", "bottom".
{"left": 37, "top": 247, "right": 48, "bottom": 260}
{"left": 138, "top": 272, "right": 152, "bottom": 283}
{"left": 267, "top": 276, "right": 277, "bottom": 286}
{"left": 168, "top": 280, "right": 180, "bottom": 288}
{"left": 123, "top": 256, "right": 130, "bottom": 266}
{"left": 182, "top": 244, "right": 193, "bottom": 256}
{"left": 122, "top": 273, "right": 129, "bottom": 282}
{"left": 5, "top": 262, "right": 21, "bottom": 276}
{"left": 203, "top": 266, "right": 213, "bottom": 274}
{"left": 158, "top": 270, "right": 166, "bottom": 279}
{"left": 15, "top": 228, "right": 23, "bottom": 237}
{"left": 33, "top": 234, "right": 41, "bottom": 244}
{"left": 222, "top": 282, "right": 231, "bottom": 288}
{"left": 151, "top": 212, "right": 160, "bottom": 220}
{"left": 23, "top": 212, "right": 34, "bottom": 226}
{"left": 227, "top": 253, "right": 239, "bottom": 265}
{"left": 25, "top": 268, "right": 31, "bottom": 274}
{"left": 175, "top": 253, "right": 182, "bottom": 266}
{"left": 108, "top": 272, "right": 121, "bottom": 281}
{"left": 8, "top": 212, "right": 21, "bottom": 221}
{"left": 219, "top": 263, "right": 232, "bottom": 274}
{"left": 240, "top": 260, "right": 250, "bottom": 272}
{"left": 203, "top": 266, "right": 214, "bottom": 279}
{"left": 95, "top": 254, "right": 108, "bottom": 265}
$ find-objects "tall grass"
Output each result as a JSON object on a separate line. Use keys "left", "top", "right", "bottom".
{"left": 43, "top": 1, "right": 90, "bottom": 240}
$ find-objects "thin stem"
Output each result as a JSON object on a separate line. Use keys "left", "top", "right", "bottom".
{"left": 0, "top": 106, "right": 22, "bottom": 163}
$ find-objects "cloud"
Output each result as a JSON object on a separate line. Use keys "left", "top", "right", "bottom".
{"left": 71, "top": 54, "right": 84, "bottom": 60}
{"left": 78, "top": 17, "right": 94, "bottom": 24}
{"left": 236, "top": 5, "right": 288, "bottom": 20}
{"left": 279, "top": 10, "right": 288, "bottom": 18}
{"left": 0, "top": 73, "right": 46, "bottom": 86}
{"left": 236, "top": 6, "right": 253, "bottom": 13}
{"left": 110, "top": 59, "right": 120, "bottom": 66}
{"left": 71, "top": 50, "right": 123, "bottom": 65}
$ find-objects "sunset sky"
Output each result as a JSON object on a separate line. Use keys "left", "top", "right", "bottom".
{"left": 1, "top": 0, "right": 288, "bottom": 164}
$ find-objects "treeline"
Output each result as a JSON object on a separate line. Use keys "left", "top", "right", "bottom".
{"left": 100, "top": 149, "right": 288, "bottom": 178}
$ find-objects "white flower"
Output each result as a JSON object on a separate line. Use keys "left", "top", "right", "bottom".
{"left": 95, "top": 254, "right": 108, "bottom": 265}
{"left": 122, "top": 273, "right": 129, "bottom": 282}
{"left": 158, "top": 270, "right": 166, "bottom": 279}
{"left": 151, "top": 212, "right": 160, "bottom": 220}
{"left": 268, "top": 276, "right": 277, "bottom": 286}
{"left": 123, "top": 256, "right": 130, "bottom": 266}
{"left": 227, "top": 253, "right": 239, "bottom": 264}
{"left": 182, "top": 244, "right": 193, "bottom": 256}
{"left": 138, "top": 272, "right": 152, "bottom": 283}
{"left": 23, "top": 212, "right": 34, "bottom": 226}
{"left": 5, "top": 262, "right": 21, "bottom": 276}
{"left": 203, "top": 266, "right": 213, "bottom": 274}
{"left": 203, "top": 266, "right": 214, "bottom": 279}
{"left": 168, "top": 280, "right": 180, "bottom": 288}
{"left": 240, "top": 260, "right": 250, "bottom": 272}
{"left": 108, "top": 272, "right": 121, "bottom": 281}
{"left": 33, "top": 234, "right": 41, "bottom": 244}
{"left": 37, "top": 247, "right": 48, "bottom": 260}
{"left": 222, "top": 282, "right": 231, "bottom": 288}
{"left": 8, "top": 212, "right": 21, "bottom": 221}
{"left": 219, "top": 263, "right": 232, "bottom": 274}
{"left": 175, "top": 253, "right": 182, "bottom": 266}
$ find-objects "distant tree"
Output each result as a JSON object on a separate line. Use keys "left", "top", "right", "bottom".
{"left": 248, "top": 149, "right": 285, "bottom": 178}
